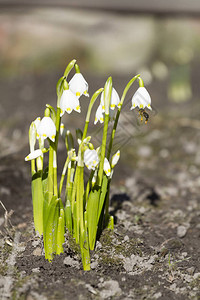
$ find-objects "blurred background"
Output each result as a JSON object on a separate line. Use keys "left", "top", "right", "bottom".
{"left": 0, "top": 0, "right": 200, "bottom": 189}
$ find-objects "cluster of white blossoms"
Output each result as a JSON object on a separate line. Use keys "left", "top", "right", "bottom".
{"left": 94, "top": 87, "right": 121, "bottom": 124}
{"left": 83, "top": 148, "right": 120, "bottom": 177}
{"left": 60, "top": 73, "right": 89, "bottom": 116}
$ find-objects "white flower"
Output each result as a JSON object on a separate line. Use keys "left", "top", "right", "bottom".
{"left": 94, "top": 105, "right": 104, "bottom": 124}
{"left": 104, "top": 157, "right": 111, "bottom": 177}
{"left": 130, "top": 87, "right": 152, "bottom": 110}
{"left": 101, "top": 87, "right": 120, "bottom": 112}
{"left": 84, "top": 149, "right": 99, "bottom": 170}
{"left": 111, "top": 150, "right": 120, "bottom": 168}
{"left": 37, "top": 117, "right": 56, "bottom": 142}
{"left": 69, "top": 73, "right": 89, "bottom": 97}
{"left": 25, "top": 149, "right": 43, "bottom": 161}
{"left": 60, "top": 89, "right": 81, "bottom": 116}
{"left": 29, "top": 117, "right": 41, "bottom": 152}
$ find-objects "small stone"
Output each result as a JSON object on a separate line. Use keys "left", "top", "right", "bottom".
{"left": 32, "top": 240, "right": 41, "bottom": 247}
{"left": 90, "top": 261, "right": 98, "bottom": 269}
{"left": 177, "top": 225, "right": 187, "bottom": 238}
{"left": 32, "top": 267, "right": 40, "bottom": 273}
{"left": 63, "top": 256, "right": 80, "bottom": 269}
{"left": 99, "top": 280, "right": 122, "bottom": 299}
{"left": 186, "top": 267, "right": 195, "bottom": 275}
{"left": 124, "top": 235, "right": 129, "bottom": 242}
{"left": 32, "top": 247, "right": 42, "bottom": 256}
{"left": 194, "top": 273, "right": 200, "bottom": 280}
{"left": 153, "top": 292, "right": 162, "bottom": 299}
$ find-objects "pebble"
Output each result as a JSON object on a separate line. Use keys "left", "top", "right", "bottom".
{"left": 99, "top": 280, "right": 122, "bottom": 299}
{"left": 186, "top": 267, "right": 195, "bottom": 275}
{"left": 90, "top": 261, "right": 98, "bottom": 269}
{"left": 32, "top": 247, "right": 42, "bottom": 256}
{"left": 123, "top": 235, "right": 129, "bottom": 242}
{"left": 32, "top": 267, "right": 40, "bottom": 273}
{"left": 63, "top": 256, "right": 80, "bottom": 269}
{"left": 177, "top": 225, "right": 187, "bottom": 238}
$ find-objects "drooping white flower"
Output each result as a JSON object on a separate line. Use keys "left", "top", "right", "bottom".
{"left": 25, "top": 149, "right": 43, "bottom": 161}
{"left": 69, "top": 73, "right": 89, "bottom": 97}
{"left": 94, "top": 105, "right": 104, "bottom": 124}
{"left": 104, "top": 157, "right": 111, "bottom": 177}
{"left": 60, "top": 89, "right": 81, "bottom": 116}
{"left": 131, "top": 87, "right": 152, "bottom": 110}
{"left": 84, "top": 149, "right": 99, "bottom": 170}
{"left": 37, "top": 117, "right": 56, "bottom": 142}
{"left": 101, "top": 87, "right": 120, "bottom": 112}
{"left": 29, "top": 117, "right": 41, "bottom": 152}
{"left": 111, "top": 150, "right": 120, "bottom": 168}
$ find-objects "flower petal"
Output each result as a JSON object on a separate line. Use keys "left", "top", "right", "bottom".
{"left": 25, "top": 149, "right": 43, "bottom": 161}
{"left": 131, "top": 87, "right": 151, "bottom": 110}
{"left": 69, "top": 73, "right": 89, "bottom": 97}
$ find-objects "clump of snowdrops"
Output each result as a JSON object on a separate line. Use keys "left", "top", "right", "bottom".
{"left": 25, "top": 59, "right": 152, "bottom": 270}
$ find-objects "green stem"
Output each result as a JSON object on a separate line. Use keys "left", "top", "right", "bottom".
{"left": 82, "top": 88, "right": 104, "bottom": 140}
{"left": 107, "top": 74, "right": 140, "bottom": 160}
{"left": 76, "top": 166, "right": 84, "bottom": 241}
{"left": 59, "top": 157, "right": 69, "bottom": 198}
{"left": 97, "top": 114, "right": 110, "bottom": 186}
{"left": 48, "top": 141, "right": 54, "bottom": 204}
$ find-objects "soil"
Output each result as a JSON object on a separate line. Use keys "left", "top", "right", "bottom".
{"left": 0, "top": 69, "right": 200, "bottom": 300}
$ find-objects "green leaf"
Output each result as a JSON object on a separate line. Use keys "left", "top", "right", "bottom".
{"left": 31, "top": 171, "right": 44, "bottom": 235}
{"left": 56, "top": 208, "right": 65, "bottom": 255}
{"left": 44, "top": 198, "right": 59, "bottom": 261}
{"left": 86, "top": 188, "right": 100, "bottom": 250}
{"left": 97, "top": 175, "right": 108, "bottom": 222}
{"left": 80, "top": 213, "right": 90, "bottom": 271}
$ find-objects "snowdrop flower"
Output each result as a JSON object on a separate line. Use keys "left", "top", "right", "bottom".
{"left": 60, "top": 89, "right": 81, "bottom": 116}
{"left": 131, "top": 87, "right": 152, "bottom": 110}
{"left": 101, "top": 87, "right": 120, "bottom": 112}
{"left": 84, "top": 149, "right": 99, "bottom": 171}
{"left": 104, "top": 157, "right": 111, "bottom": 177}
{"left": 25, "top": 149, "right": 43, "bottom": 161}
{"left": 111, "top": 150, "right": 120, "bottom": 168}
{"left": 37, "top": 117, "right": 56, "bottom": 142}
{"left": 94, "top": 105, "right": 104, "bottom": 124}
{"left": 29, "top": 117, "right": 41, "bottom": 152}
{"left": 69, "top": 73, "right": 89, "bottom": 97}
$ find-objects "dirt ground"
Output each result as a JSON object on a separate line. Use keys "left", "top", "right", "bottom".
{"left": 0, "top": 65, "right": 200, "bottom": 300}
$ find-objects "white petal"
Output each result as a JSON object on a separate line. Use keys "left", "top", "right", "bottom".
{"left": 104, "top": 157, "right": 111, "bottom": 176}
{"left": 37, "top": 117, "right": 56, "bottom": 142}
{"left": 25, "top": 149, "right": 42, "bottom": 161}
{"left": 69, "top": 73, "right": 89, "bottom": 97}
{"left": 73, "top": 98, "right": 81, "bottom": 113}
{"left": 111, "top": 150, "right": 120, "bottom": 168}
{"left": 101, "top": 87, "right": 120, "bottom": 111}
{"left": 110, "top": 88, "right": 120, "bottom": 110}
{"left": 60, "top": 89, "right": 78, "bottom": 115}
{"left": 131, "top": 87, "right": 151, "bottom": 110}
{"left": 94, "top": 105, "right": 104, "bottom": 124}
{"left": 84, "top": 149, "right": 99, "bottom": 170}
